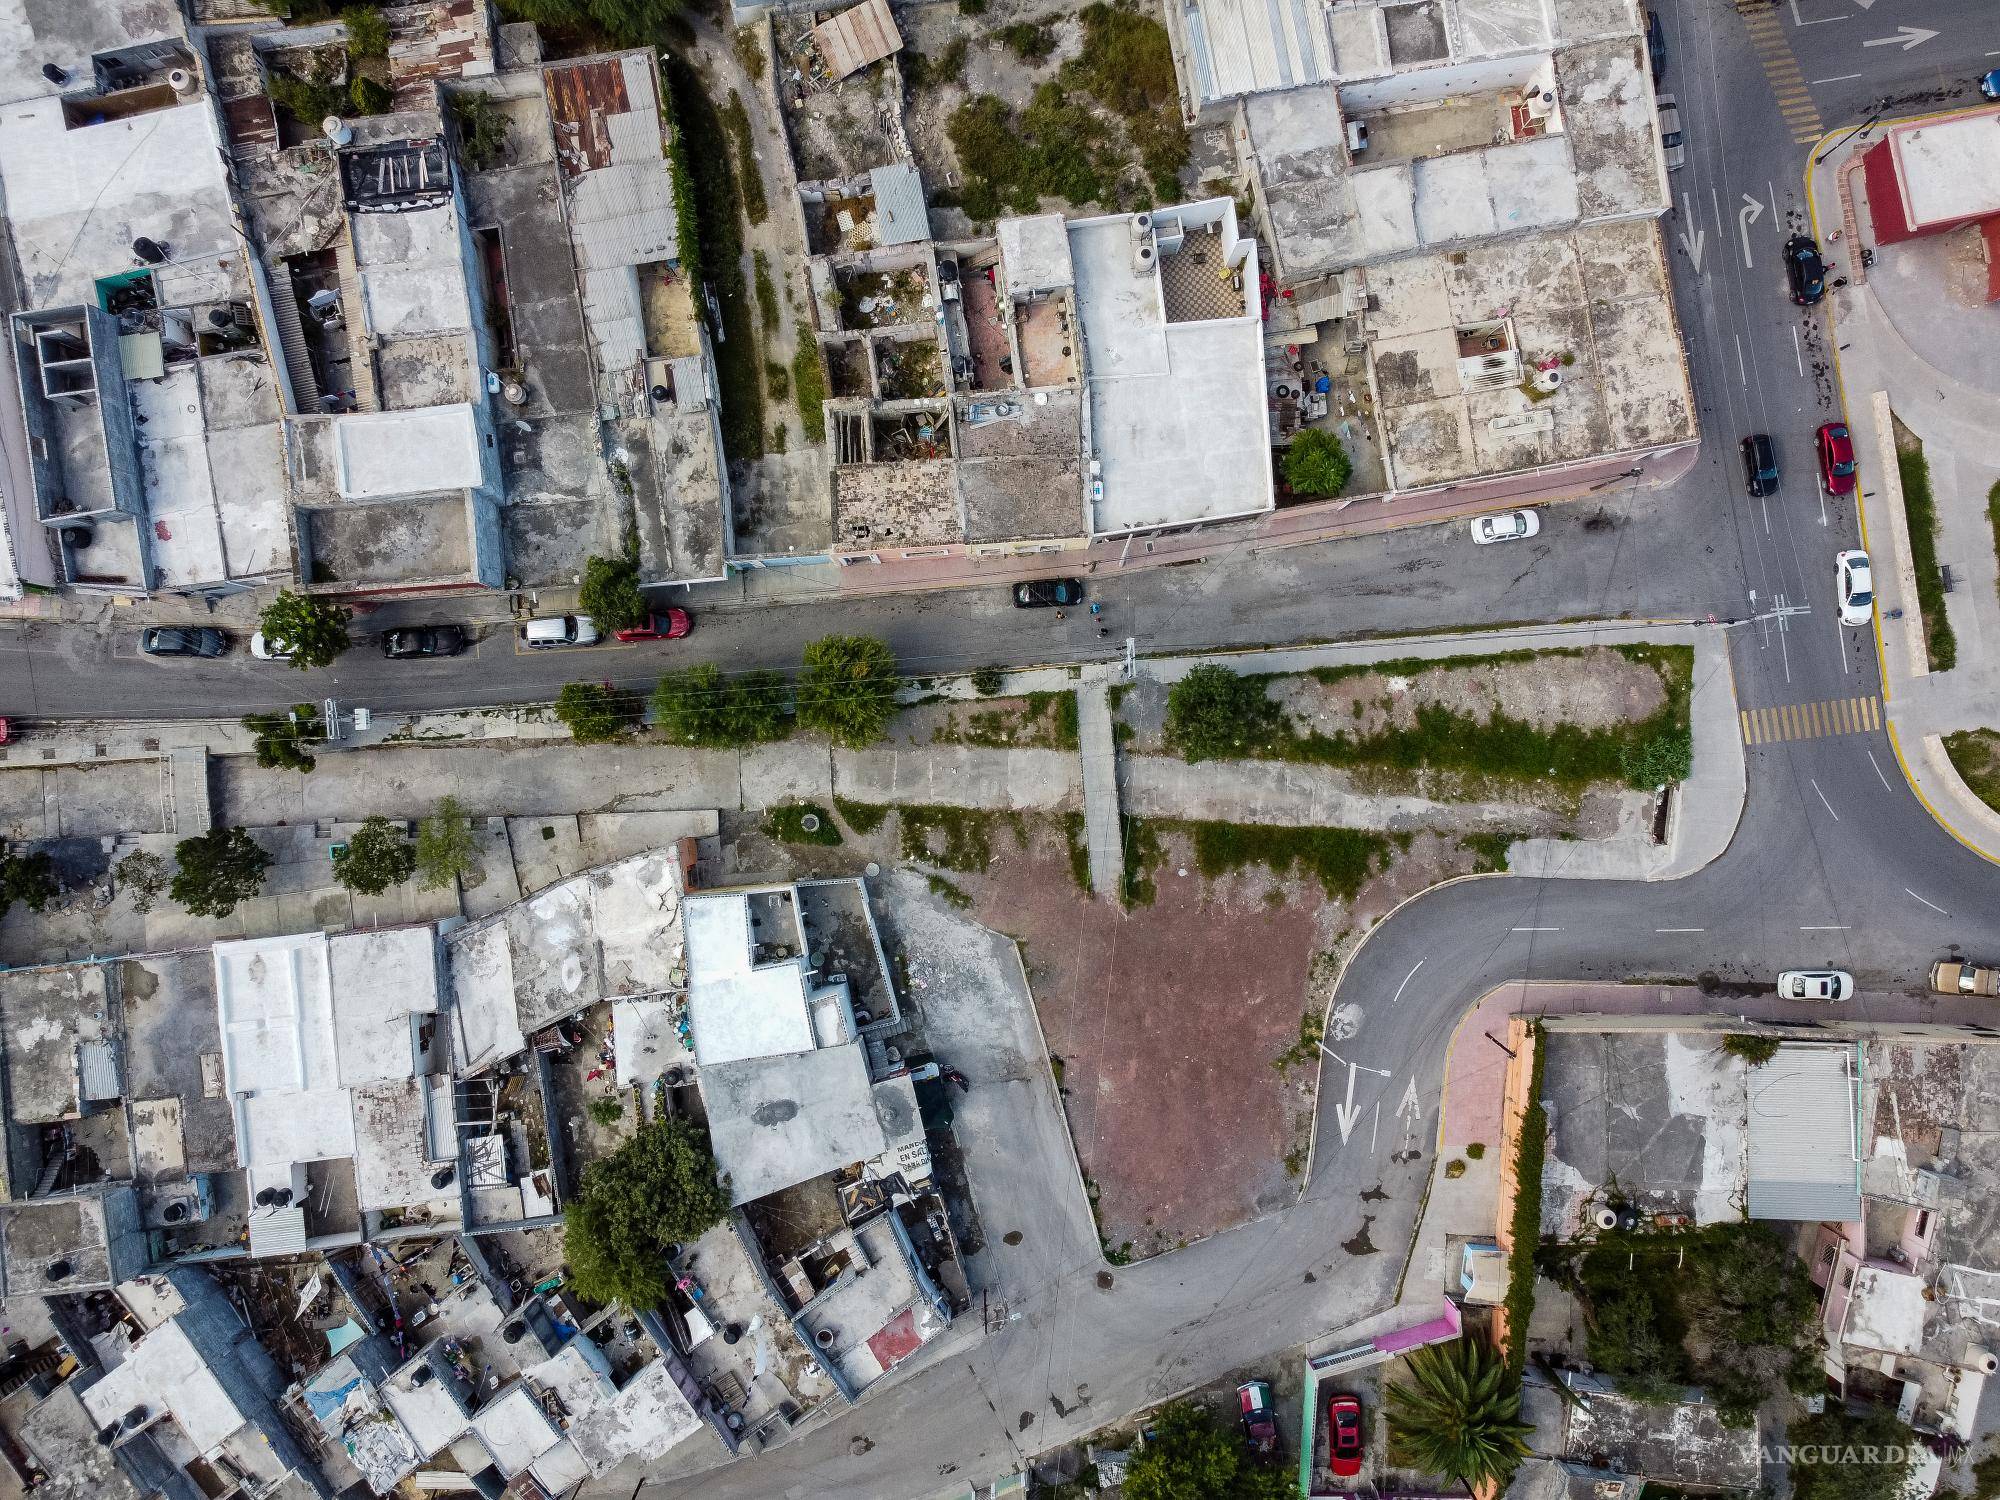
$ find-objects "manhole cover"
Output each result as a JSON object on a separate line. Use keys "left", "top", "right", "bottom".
{"left": 1096, "top": 1271, "right": 1114, "bottom": 1290}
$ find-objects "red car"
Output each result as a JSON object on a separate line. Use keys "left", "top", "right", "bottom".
{"left": 1816, "top": 422, "right": 1857, "bottom": 496}
{"left": 1327, "top": 1393, "right": 1364, "bottom": 1478}
{"left": 614, "top": 609, "right": 692, "bottom": 643}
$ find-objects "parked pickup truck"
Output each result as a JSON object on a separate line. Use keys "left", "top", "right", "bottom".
{"left": 1931, "top": 960, "right": 2000, "bottom": 997}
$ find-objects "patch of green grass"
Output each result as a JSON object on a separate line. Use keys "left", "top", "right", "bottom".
{"left": 833, "top": 796, "right": 890, "bottom": 835}
{"left": 1062, "top": 812, "right": 1091, "bottom": 893}
{"left": 1898, "top": 442, "right": 1956, "bottom": 671}
{"left": 1119, "top": 815, "right": 1161, "bottom": 907}
{"left": 1461, "top": 831, "right": 1515, "bottom": 873}
{"left": 753, "top": 251, "right": 781, "bottom": 328}
{"left": 792, "top": 341, "right": 826, "bottom": 443}
{"left": 1945, "top": 730, "right": 2000, "bottom": 814}
{"left": 1179, "top": 821, "right": 1388, "bottom": 900}
{"left": 1272, "top": 1006, "right": 1325, "bottom": 1071}
{"left": 998, "top": 20, "right": 1056, "bottom": 60}
{"left": 665, "top": 59, "right": 762, "bottom": 461}
{"left": 1173, "top": 645, "right": 1694, "bottom": 792}
{"left": 1106, "top": 681, "right": 1132, "bottom": 713}
{"left": 722, "top": 91, "right": 767, "bottom": 225}
{"left": 1072, "top": 2, "right": 1187, "bottom": 199}
{"left": 900, "top": 805, "right": 999, "bottom": 871}
{"left": 764, "top": 801, "right": 843, "bottom": 846}
{"left": 734, "top": 25, "right": 766, "bottom": 81}
{"left": 925, "top": 872, "right": 973, "bottom": 908}
{"left": 904, "top": 36, "right": 968, "bottom": 89}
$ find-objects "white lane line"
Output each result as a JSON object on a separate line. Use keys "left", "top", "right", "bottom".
{"left": 1812, "top": 73, "right": 1863, "bottom": 83}
{"left": 1867, "top": 750, "right": 1892, "bottom": 790}
{"left": 1811, "top": 778, "right": 1839, "bottom": 819}
{"left": 1792, "top": 324, "right": 1805, "bottom": 376}
{"left": 1801, "top": 925, "right": 1849, "bottom": 931}
{"left": 1907, "top": 889, "right": 1949, "bottom": 916}
{"left": 1511, "top": 927, "right": 1559, "bottom": 933}
{"left": 1656, "top": 927, "right": 1705, "bottom": 933}
{"left": 1769, "top": 180, "right": 1780, "bottom": 234}
{"left": 1390, "top": 958, "right": 1425, "bottom": 1005}
{"left": 1837, "top": 618, "right": 1849, "bottom": 673}
{"left": 1735, "top": 334, "right": 1748, "bottom": 386}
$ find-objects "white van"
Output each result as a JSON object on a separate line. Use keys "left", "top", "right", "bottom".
{"left": 521, "top": 614, "right": 599, "bottom": 648}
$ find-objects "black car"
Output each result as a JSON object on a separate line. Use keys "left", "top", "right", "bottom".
{"left": 1741, "top": 434, "right": 1779, "bottom": 498}
{"left": 1013, "top": 578, "right": 1085, "bottom": 608}
{"left": 1785, "top": 234, "right": 1825, "bottom": 305}
{"left": 1645, "top": 9, "right": 1665, "bottom": 84}
{"left": 382, "top": 625, "right": 467, "bottom": 659}
{"left": 141, "top": 626, "right": 229, "bottom": 659}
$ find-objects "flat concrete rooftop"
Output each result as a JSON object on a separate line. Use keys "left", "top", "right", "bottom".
{"left": 1884, "top": 109, "right": 2000, "bottom": 230}
{"left": 1070, "top": 212, "right": 1271, "bottom": 534}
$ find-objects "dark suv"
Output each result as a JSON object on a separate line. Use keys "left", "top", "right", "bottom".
{"left": 1741, "top": 434, "right": 1779, "bottom": 497}
{"left": 1784, "top": 234, "right": 1825, "bottom": 305}
{"left": 141, "top": 627, "right": 229, "bottom": 659}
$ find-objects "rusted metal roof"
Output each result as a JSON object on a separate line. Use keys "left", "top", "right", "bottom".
{"left": 812, "top": 0, "right": 903, "bottom": 80}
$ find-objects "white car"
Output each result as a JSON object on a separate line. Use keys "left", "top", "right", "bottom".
{"left": 1471, "top": 510, "right": 1541, "bottom": 546}
{"left": 249, "top": 632, "right": 293, "bottom": 661}
{"left": 1656, "top": 94, "right": 1686, "bottom": 171}
{"left": 521, "top": 614, "right": 599, "bottom": 648}
{"left": 1836, "top": 549, "right": 1874, "bottom": 627}
{"left": 1777, "top": 969, "right": 1854, "bottom": 1003}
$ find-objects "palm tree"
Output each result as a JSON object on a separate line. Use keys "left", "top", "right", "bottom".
{"left": 1385, "top": 1337, "right": 1534, "bottom": 1490}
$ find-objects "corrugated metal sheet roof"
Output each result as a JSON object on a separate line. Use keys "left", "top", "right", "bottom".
{"left": 869, "top": 164, "right": 930, "bottom": 246}
{"left": 247, "top": 1205, "right": 308, "bottom": 1257}
{"left": 814, "top": 0, "right": 903, "bottom": 79}
{"left": 1185, "top": 0, "right": 1336, "bottom": 103}
{"left": 570, "top": 162, "right": 677, "bottom": 271}
{"left": 581, "top": 266, "right": 647, "bottom": 377}
{"left": 1746, "top": 1044, "right": 1861, "bottom": 1222}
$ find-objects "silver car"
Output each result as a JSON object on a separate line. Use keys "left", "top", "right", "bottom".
{"left": 1657, "top": 94, "right": 1685, "bottom": 171}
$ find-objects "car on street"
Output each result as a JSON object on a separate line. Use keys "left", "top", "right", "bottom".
{"left": 382, "top": 625, "right": 467, "bottom": 659}
{"left": 1237, "top": 1380, "right": 1277, "bottom": 1456}
{"left": 1982, "top": 68, "right": 2000, "bottom": 102}
{"left": 1470, "top": 509, "right": 1540, "bottom": 545}
{"left": 1930, "top": 960, "right": 2000, "bottom": 997}
{"left": 1741, "top": 434, "right": 1779, "bottom": 497}
{"left": 1785, "top": 234, "right": 1826, "bottom": 305}
{"left": 249, "top": 632, "right": 293, "bottom": 662}
{"left": 141, "top": 627, "right": 229, "bottom": 659}
{"left": 1778, "top": 969, "right": 1854, "bottom": 1003}
{"left": 1012, "top": 578, "right": 1084, "bottom": 608}
{"left": 1836, "top": 549, "right": 1874, "bottom": 627}
{"left": 1656, "top": 94, "right": 1685, "bottom": 171}
{"left": 1646, "top": 9, "right": 1665, "bottom": 83}
{"left": 1816, "top": 422, "right": 1857, "bottom": 496}
{"left": 520, "top": 615, "right": 599, "bottom": 648}
{"left": 613, "top": 609, "right": 692, "bottom": 642}
{"left": 1326, "top": 1393, "right": 1365, "bottom": 1478}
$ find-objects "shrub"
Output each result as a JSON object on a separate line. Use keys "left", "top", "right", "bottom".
{"left": 1789, "top": 1407, "right": 1914, "bottom": 1500}
{"left": 651, "top": 664, "right": 790, "bottom": 747}
{"left": 415, "top": 797, "right": 479, "bottom": 891}
{"left": 588, "top": 1096, "right": 625, "bottom": 1126}
{"left": 267, "top": 69, "right": 346, "bottom": 127}
{"left": 556, "top": 682, "right": 627, "bottom": 744}
{"left": 970, "top": 666, "right": 1006, "bottom": 696}
{"left": 998, "top": 21, "right": 1055, "bottom": 60}
{"left": 722, "top": 91, "right": 766, "bottom": 225}
{"left": 1620, "top": 726, "right": 1692, "bottom": 789}
{"left": 0, "top": 851, "right": 58, "bottom": 918}
{"left": 1503, "top": 1026, "right": 1546, "bottom": 1375}
{"left": 1163, "top": 664, "right": 1282, "bottom": 761}
{"left": 349, "top": 74, "right": 393, "bottom": 115}
{"left": 792, "top": 341, "right": 827, "bottom": 441}
{"left": 1722, "top": 1033, "right": 1780, "bottom": 1065}
{"left": 116, "top": 850, "right": 169, "bottom": 913}
{"left": 244, "top": 704, "right": 323, "bottom": 774}
{"left": 796, "top": 635, "right": 899, "bottom": 747}
{"left": 577, "top": 552, "right": 646, "bottom": 631}
{"left": 1284, "top": 429, "right": 1353, "bottom": 497}
{"left": 1898, "top": 444, "right": 1956, "bottom": 671}
{"left": 344, "top": 5, "right": 390, "bottom": 58}
{"left": 449, "top": 90, "right": 509, "bottom": 171}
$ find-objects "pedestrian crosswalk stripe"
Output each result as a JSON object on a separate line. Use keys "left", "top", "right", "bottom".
{"left": 1740, "top": 696, "right": 1882, "bottom": 745}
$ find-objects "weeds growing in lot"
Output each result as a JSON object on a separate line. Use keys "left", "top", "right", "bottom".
{"left": 1898, "top": 442, "right": 1956, "bottom": 671}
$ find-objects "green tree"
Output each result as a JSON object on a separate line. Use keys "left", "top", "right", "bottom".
{"left": 0, "top": 850, "right": 58, "bottom": 918}
{"left": 498, "top": 0, "right": 687, "bottom": 46}
{"left": 557, "top": 681, "right": 627, "bottom": 744}
{"left": 244, "top": 704, "right": 324, "bottom": 774}
{"left": 170, "top": 827, "right": 272, "bottom": 919}
{"left": 1385, "top": 1338, "right": 1533, "bottom": 1490}
{"left": 259, "top": 590, "right": 351, "bottom": 670}
{"left": 1284, "top": 429, "right": 1353, "bottom": 497}
{"left": 333, "top": 816, "right": 417, "bottom": 896}
{"left": 1789, "top": 1407, "right": 1915, "bottom": 1500}
{"left": 650, "top": 664, "right": 790, "bottom": 747}
{"left": 349, "top": 74, "right": 392, "bottom": 114}
{"left": 1164, "top": 664, "right": 1283, "bottom": 761}
{"left": 116, "top": 850, "right": 169, "bottom": 914}
{"left": 796, "top": 635, "right": 899, "bottom": 748}
{"left": 448, "top": 90, "right": 510, "bottom": 171}
{"left": 1122, "top": 1402, "right": 1291, "bottom": 1500}
{"left": 1586, "top": 1284, "right": 1682, "bottom": 1402}
{"left": 563, "top": 1116, "right": 729, "bottom": 1308}
{"left": 344, "top": 4, "right": 390, "bottom": 56}
{"left": 578, "top": 552, "right": 646, "bottom": 632}
{"left": 415, "top": 797, "right": 479, "bottom": 891}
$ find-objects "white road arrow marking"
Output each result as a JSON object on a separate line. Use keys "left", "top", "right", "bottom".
{"left": 1852, "top": 0, "right": 1875, "bottom": 9}
{"left": 1677, "top": 193, "right": 1706, "bottom": 273}
{"left": 1863, "top": 25, "right": 1936, "bottom": 50}
{"left": 1398, "top": 1078, "right": 1422, "bottom": 1122}
{"left": 1333, "top": 1062, "right": 1364, "bottom": 1145}
{"left": 1738, "top": 193, "right": 1764, "bottom": 269}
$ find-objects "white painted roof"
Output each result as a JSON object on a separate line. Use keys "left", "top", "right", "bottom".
{"left": 471, "top": 1386, "right": 562, "bottom": 1477}
{"left": 683, "top": 893, "right": 814, "bottom": 1066}
{"left": 329, "top": 928, "right": 438, "bottom": 1087}
{"left": 1886, "top": 110, "right": 2000, "bottom": 231}
{"left": 78, "top": 1319, "right": 243, "bottom": 1457}
{"left": 333, "top": 405, "right": 483, "bottom": 500}
{"left": 1845, "top": 1263, "right": 1927, "bottom": 1355}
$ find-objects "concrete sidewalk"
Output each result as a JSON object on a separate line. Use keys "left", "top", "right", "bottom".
{"left": 1809, "top": 125, "right": 2000, "bottom": 865}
